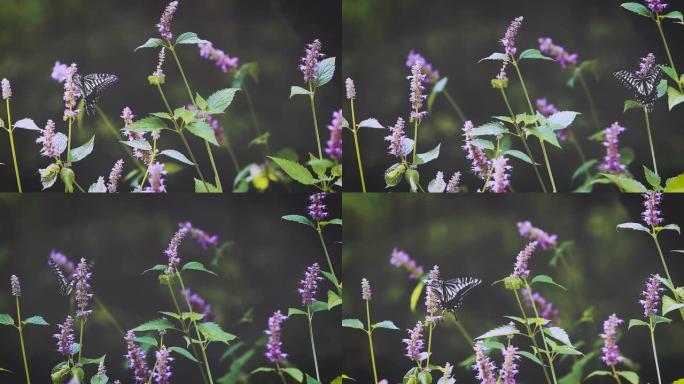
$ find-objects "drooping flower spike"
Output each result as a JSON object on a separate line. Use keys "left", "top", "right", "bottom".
{"left": 389, "top": 248, "right": 424, "bottom": 279}
{"left": 406, "top": 50, "right": 440, "bottom": 84}
{"left": 517, "top": 220, "right": 558, "bottom": 250}
{"left": 538, "top": 37, "right": 578, "bottom": 68}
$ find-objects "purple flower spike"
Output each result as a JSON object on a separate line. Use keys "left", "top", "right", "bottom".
{"left": 406, "top": 50, "right": 440, "bottom": 84}
{"left": 389, "top": 248, "right": 424, "bottom": 279}
{"left": 182, "top": 288, "right": 214, "bottom": 322}
{"left": 538, "top": 38, "right": 578, "bottom": 69}
{"left": 642, "top": 191, "right": 663, "bottom": 227}
{"left": 638, "top": 53, "right": 657, "bottom": 77}
{"left": 108, "top": 159, "right": 124, "bottom": 193}
{"left": 152, "top": 346, "right": 173, "bottom": 384}
{"left": 521, "top": 288, "right": 560, "bottom": 326}
{"left": 299, "top": 263, "right": 322, "bottom": 306}
{"left": 300, "top": 39, "right": 323, "bottom": 83}
{"left": 51, "top": 61, "right": 69, "bottom": 82}
{"left": 198, "top": 41, "right": 239, "bottom": 73}
{"left": 488, "top": 157, "right": 511, "bottom": 193}
{"left": 36, "top": 120, "right": 61, "bottom": 158}
{"left": 326, "top": 109, "right": 343, "bottom": 160}
{"left": 345, "top": 78, "right": 356, "bottom": 100}
{"left": 1, "top": 78, "right": 11, "bottom": 100}
{"left": 145, "top": 162, "right": 167, "bottom": 193}
{"left": 10, "top": 275, "right": 21, "bottom": 297}
{"left": 600, "top": 314, "right": 624, "bottom": 367}
{"left": 408, "top": 62, "right": 428, "bottom": 121}
{"left": 178, "top": 222, "right": 219, "bottom": 250}
{"left": 63, "top": 63, "right": 80, "bottom": 119}
{"left": 125, "top": 330, "right": 151, "bottom": 384}
{"left": 265, "top": 310, "right": 288, "bottom": 363}
{"left": 512, "top": 241, "right": 537, "bottom": 279}
{"left": 501, "top": 345, "right": 520, "bottom": 384}
{"left": 640, "top": 274, "right": 664, "bottom": 317}
{"left": 473, "top": 341, "right": 497, "bottom": 384}
{"left": 463, "top": 121, "right": 491, "bottom": 180}
{"left": 307, "top": 193, "right": 328, "bottom": 221}
{"left": 361, "top": 278, "right": 372, "bottom": 301}
{"left": 54, "top": 316, "right": 75, "bottom": 356}
{"left": 385, "top": 117, "right": 407, "bottom": 158}
{"left": 501, "top": 17, "right": 524, "bottom": 58}
{"left": 425, "top": 265, "right": 442, "bottom": 322}
{"left": 157, "top": 1, "right": 178, "bottom": 40}
{"left": 164, "top": 226, "right": 189, "bottom": 274}
{"left": 152, "top": 47, "right": 166, "bottom": 78}
{"left": 517, "top": 221, "right": 558, "bottom": 250}
{"left": 403, "top": 321, "right": 425, "bottom": 361}
{"left": 74, "top": 258, "right": 93, "bottom": 318}
{"left": 446, "top": 171, "right": 461, "bottom": 193}
{"left": 598, "top": 122, "right": 626, "bottom": 174}
{"left": 646, "top": 0, "right": 668, "bottom": 13}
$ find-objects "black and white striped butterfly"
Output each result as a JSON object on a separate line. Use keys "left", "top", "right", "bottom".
{"left": 613, "top": 67, "right": 663, "bottom": 111}
{"left": 428, "top": 277, "right": 482, "bottom": 313}
{"left": 74, "top": 73, "right": 118, "bottom": 116}
{"left": 47, "top": 258, "right": 75, "bottom": 296}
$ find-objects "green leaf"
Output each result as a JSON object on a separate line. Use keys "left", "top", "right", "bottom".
{"left": 554, "top": 345, "right": 583, "bottom": 356}
{"left": 313, "top": 57, "right": 335, "bottom": 88}
{"left": 504, "top": 149, "right": 535, "bottom": 165}
{"left": 288, "top": 308, "right": 308, "bottom": 316}
{"left": 479, "top": 52, "right": 506, "bottom": 62}
{"left": 170, "top": 346, "right": 199, "bottom": 362}
{"left": 410, "top": 282, "right": 425, "bottom": 312}
{"left": 476, "top": 324, "right": 519, "bottom": 339}
{"left": 617, "top": 371, "right": 640, "bottom": 384}
{"left": 281, "top": 214, "right": 314, "bottom": 227}
{"left": 531, "top": 274, "right": 567, "bottom": 290}
{"left": 621, "top": 2, "right": 652, "bottom": 17}
{"left": 327, "top": 290, "right": 342, "bottom": 310}
{"left": 310, "top": 300, "right": 328, "bottom": 314}
{"left": 186, "top": 121, "right": 220, "bottom": 146}
{"left": 428, "top": 77, "right": 448, "bottom": 111}
{"left": 662, "top": 10, "right": 684, "bottom": 22}
{"left": 342, "top": 318, "right": 364, "bottom": 330}
{"left": 60, "top": 167, "right": 75, "bottom": 193}
{"left": 306, "top": 374, "right": 321, "bottom": 384}
{"left": 143, "top": 264, "right": 167, "bottom": 274}
{"left": 206, "top": 88, "right": 240, "bottom": 114}
{"left": 643, "top": 166, "right": 661, "bottom": 189}
{"left": 283, "top": 368, "right": 304, "bottom": 383}
{"left": 384, "top": 163, "right": 406, "bottom": 188}
{"left": 197, "top": 322, "right": 237, "bottom": 344}
{"left": 663, "top": 295, "right": 684, "bottom": 315}
{"left": 628, "top": 318, "right": 649, "bottom": 329}
{"left": 159, "top": 149, "right": 194, "bottom": 165}
{"left": 321, "top": 218, "right": 342, "bottom": 226}
{"left": 358, "top": 118, "right": 384, "bottom": 129}
{"left": 195, "top": 94, "right": 208, "bottom": 110}
{"left": 469, "top": 138, "right": 495, "bottom": 150}
{"left": 544, "top": 326, "right": 572, "bottom": 346}
{"left": 586, "top": 370, "right": 612, "bottom": 379}
{"left": 182, "top": 261, "right": 217, "bottom": 275}
{"left": 132, "top": 318, "right": 174, "bottom": 332}
{"left": 416, "top": 143, "right": 441, "bottom": 165}
{"left": 194, "top": 179, "right": 220, "bottom": 193}
{"left": 250, "top": 367, "right": 275, "bottom": 375}
{"left": 658, "top": 223, "right": 681, "bottom": 234}
{"left": 527, "top": 126, "right": 561, "bottom": 148}
{"left": 518, "top": 49, "right": 554, "bottom": 61}
{"left": 174, "top": 107, "right": 196, "bottom": 124}
{"left": 518, "top": 350, "right": 544, "bottom": 366}
{"left": 39, "top": 163, "right": 60, "bottom": 190}
{"left": 269, "top": 157, "right": 314, "bottom": 185}
{"left": 123, "top": 116, "right": 167, "bottom": 133}
{"left": 667, "top": 86, "right": 684, "bottom": 110}
{"left": 623, "top": 99, "right": 643, "bottom": 113}
{"left": 617, "top": 222, "right": 651, "bottom": 233}
{"left": 372, "top": 320, "right": 399, "bottom": 330}
{"left": 135, "top": 38, "right": 165, "bottom": 51}
{"left": 660, "top": 65, "right": 679, "bottom": 82}
{"left": 572, "top": 160, "right": 598, "bottom": 181}
{"left": 133, "top": 336, "right": 158, "bottom": 347}
{"left": 121, "top": 139, "right": 152, "bottom": 151}
{"left": 601, "top": 174, "right": 647, "bottom": 192}
{"left": 68, "top": 135, "right": 95, "bottom": 163}
{"left": 14, "top": 118, "right": 42, "bottom": 131}
{"left": 23, "top": 315, "right": 49, "bottom": 326}
{"left": 90, "top": 374, "right": 108, "bottom": 384}
{"left": 657, "top": 79, "right": 668, "bottom": 97}
{"left": 649, "top": 314, "right": 672, "bottom": 325}
{"left": 547, "top": 111, "right": 579, "bottom": 130}
{"left": 289, "top": 86, "right": 310, "bottom": 98}
{"left": 0, "top": 314, "right": 14, "bottom": 326}
{"left": 175, "top": 32, "right": 203, "bottom": 45}
{"left": 468, "top": 123, "right": 506, "bottom": 136}
{"left": 665, "top": 173, "right": 684, "bottom": 192}
{"left": 71, "top": 367, "right": 84, "bottom": 383}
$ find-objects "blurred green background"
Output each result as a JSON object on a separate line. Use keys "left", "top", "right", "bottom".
{"left": 0, "top": 193, "right": 341, "bottom": 383}
{"left": 343, "top": 194, "right": 684, "bottom": 383}
{"left": 342, "top": 0, "right": 684, "bottom": 192}
{"left": 0, "top": 0, "right": 340, "bottom": 192}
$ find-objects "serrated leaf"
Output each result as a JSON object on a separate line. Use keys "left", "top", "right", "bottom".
{"left": 23, "top": 315, "right": 49, "bottom": 326}
{"left": 281, "top": 214, "right": 314, "bottom": 226}
{"left": 194, "top": 178, "right": 220, "bottom": 193}
{"left": 469, "top": 138, "right": 495, "bottom": 150}
{"left": 197, "top": 322, "right": 237, "bottom": 343}
{"left": 505, "top": 149, "right": 535, "bottom": 165}
{"left": 601, "top": 174, "right": 647, "bottom": 192}
{"left": 135, "top": 38, "right": 165, "bottom": 51}
{"left": 416, "top": 143, "right": 441, "bottom": 165}
{"left": 134, "top": 335, "right": 158, "bottom": 347}
{"left": 476, "top": 324, "right": 519, "bottom": 339}
{"left": 289, "top": 86, "right": 310, "bottom": 98}
{"left": 531, "top": 274, "right": 567, "bottom": 290}
{"left": 159, "top": 149, "right": 194, "bottom": 165}
{"left": 327, "top": 290, "right": 342, "bottom": 310}
{"left": 372, "top": 320, "right": 399, "bottom": 330}
{"left": 175, "top": 32, "right": 203, "bottom": 45}
{"left": 662, "top": 295, "right": 684, "bottom": 315}
{"left": 206, "top": 88, "right": 240, "bottom": 114}
{"left": 643, "top": 166, "right": 661, "bottom": 189}
{"left": 527, "top": 126, "right": 561, "bottom": 148}
{"left": 469, "top": 123, "right": 506, "bottom": 136}
{"left": 547, "top": 111, "right": 579, "bottom": 130}
{"left": 182, "top": 261, "right": 217, "bottom": 275}
{"left": 667, "top": 86, "right": 684, "bottom": 110}
{"left": 186, "top": 121, "right": 220, "bottom": 146}
{"left": 313, "top": 57, "right": 335, "bottom": 88}
{"left": 545, "top": 326, "right": 572, "bottom": 346}
{"left": 170, "top": 346, "right": 198, "bottom": 362}
{"left": 358, "top": 118, "right": 384, "bottom": 129}
{"left": 269, "top": 157, "right": 314, "bottom": 185}
{"left": 132, "top": 318, "right": 174, "bottom": 332}
{"left": 120, "top": 139, "right": 152, "bottom": 151}
{"left": 342, "top": 319, "right": 364, "bottom": 330}
{"left": 621, "top": 2, "right": 652, "bottom": 17}
{"left": 123, "top": 116, "right": 167, "bottom": 133}
{"left": 664, "top": 173, "right": 684, "bottom": 192}
{"left": 68, "top": 135, "right": 95, "bottom": 163}
{"left": 519, "top": 49, "right": 554, "bottom": 61}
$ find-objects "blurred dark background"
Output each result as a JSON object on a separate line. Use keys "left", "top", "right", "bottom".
{"left": 0, "top": 0, "right": 341, "bottom": 192}
{"left": 0, "top": 193, "right": 341, "bottom": 383}
{"left": 342, "top": 0, "right": 684, "bottom": 192}
{"left": 343, "top": 194, "right": 684, "bottom": 383}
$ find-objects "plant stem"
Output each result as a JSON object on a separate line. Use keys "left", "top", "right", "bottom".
{"left": 443, "top": 90, "right": 466, "bottom": 124}
{"left": 513, "top": 61, "right": 557, "bottom": 192}
{"left": 513, "top": 289, "right": 552, "bottom": 384}
{"left": 307, "top": 82, "right": 323, "bottom": 159}
{"left": 655, "top": 19, "right": 683, "bottom": 92}
{"left": 643, "top": 107, "right": 658, "bottom": 175}
{"left": 140, "top": 135, "right": 158, "bottom": 189}
{"left": 350, "top": 98, "right": 366, "bottom": 192}
{"left": 94, "top": 295, "right": 124, "bottom": 336}
{"left": 95, "top": 105, "right": 146, "bottom": 172}
{"left": 426, "top": 321, "right": 434, "bottom": 368}
{"left": 481, "top": 137, "right": 500, "bottom": 192}
{"left": 450, "top": 316, "right": 473, "bottom": 345}
{"left": 15, "top": 297, "right": 30, "bottom": 383}
{"left": 365, "top": 299, "right": 379, "bottom": 384}
{"left": 177, "top": 273, "right": 214, "bottom": 384}
{"left": 499, "top": 87, "right": 547, "bottom": 192}
{"left": 242, "top": 83, "right": 270, "bottom": 155}
{"left": 411, "top": 119, "right": 419, "bottom": 164}
{"left": 306, "top": 306, "right": 321, "bottom": 382}
{"left": 6, "top": 99, "right": 21, "bottom": 192}
{"left": 316, "top": 224, "right": 339, "bottom": 293}
{"left": 524, "top": 281, "right": 558, "bottom": 384}
{"left": 651, "top": 233, "right": 684, "bottom": 319}
{"left": 223, "top": 134, "right": 241, "bottom": 174}
{"left": 611, "top": 365, "right": 624, "bottom": 384}
{"left": 577, "top": 72, "right": 601, "bottom": 132}
{"left": 649, "top": 320, "right": 662, "bottom": 384}
{"left": 275, "top": 362, "right": 288, "bottom": 384}
{"left": 77, "top": 318, "right": 84, "bottom": 363}
{"left": 67, "top": 118, "right": 73, "bottom": 163}
{"left": 204, "top": 140, "right": 223, "bottom": 192}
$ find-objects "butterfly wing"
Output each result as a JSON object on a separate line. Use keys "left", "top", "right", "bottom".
{"left": 81, "top": 73, "right": 118, "bottom": 115}
{"left": 437, "top": 277, "right": 482, "bottom": 313}
{"left": 47, "top": 258, "right": 74, "bottom": 296}
{"left": 613, "top": 69, "right": 661, "bottom": 111}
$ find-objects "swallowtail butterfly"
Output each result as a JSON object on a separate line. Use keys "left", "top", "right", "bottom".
{"left": 613, "top": 67, "right": 663, "bottom": 111}
{"left": 74, "top": 73, "right": 118, "bottom": 115}
{"left": 428, "top": 277, "right": 482, "bottom": 313}
{"left": 47, "top": 258, "right": 74, "bottom": 296}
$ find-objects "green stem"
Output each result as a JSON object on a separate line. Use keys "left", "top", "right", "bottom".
{"left": 77, "top": 318, "right": 85, "bottom": 363}
{"left": 242, "top": 83, "right": 270, "bottom": 155}
{"left": 316, "top": 225, "right": 339, "bottom": 293}
{"left": 177, "top": 273, "right": 214, "bottom": 384}
{"left": 95, "top": 105, "right": 146, "bottom": 172}
{"left": 6, "top": 99, "right": 22, "bottom": 192}
{"left": 307, "top": 82, "right": 323, "bottom": 159}
{"left": 450, "top": 316, "right": 473, "bottom": 345}
{"left": 275, "top": 362, "right": 288, "bottom": 384}
{"left": 443, "top": 89, "right": 467, "bottom": 123}
{"left": 513, "top": 61, "right": 557, "bottom": 192}
{"left": 655, "top": 19, "right": 683, "bottom": 92}
{"left": 306, "top": 306, "right": 321, "bottom": 382}
{"left": 350, "top": 98, "right": 366, "bottom": 192}
{"left": 611, "top": 365, "right": 624, "bottom": 384}
{"left": 140, "top": 135, "right": 158, "bottom": 189}
{"left": 649, "top": 321, "right": 662, "bottom": 384}
{"left": 94, "top": 295, "right": 124, "bottom": 336}
{"left": 524, "top": 281, "right": 558, "bottom": 384}
{"left": 481, "top": 137, "right": 501, "bottom": 193}
{"left": 651, "top": 233, "right": 673, "bottom": 287}
{"left": 223, "top": 135, "right": 241, "bottom": 174}
{"left": 411, "top": 119, "right": 419, "bottom": 164}
{"left": 67, "top": 118, "right": 73, "bottom": 163}
{"left": 16, "top": 297, "right": 30, "bottom": 383}
{"left": 569, "top": 134, "right": 591, "bottom": 177}
{"left": 643, "top": 107, "right": 658, "bottom": 175}
{"left": 577, "top": 72, "right": 601, "bottom": 132}
{"left": 365, "top": 300, "right": 378, "bottom": 384}
{"left": 514, "top": 289, "right": 552, "bottom": 384}
{"left": 205, "top": 141, "right": 223, "bottom": 191}
{"left": 426, "top": 321, "right": 434, "bottom": 368}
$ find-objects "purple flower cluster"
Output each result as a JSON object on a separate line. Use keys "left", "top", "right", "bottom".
{"left": 265, "top": 310, "right": 288, "bottom": 363}
{"left": 512, "top": 241, "right": 537, "bottom": 279}
{"left": 299, "top": 263, "right": 322, "bottom": 306}
{"left": 125, "top": 330, "right": 151, "bottom": 384}
{"left": 326, "top": 109, "right": 343, "bottom": 160}
{"left": 517, "top": 221, "right": 558, "bottom": 250}
{"left": 361, "top": 278, "right": 372, "bottom": 301}
{"left": 198, "top": 41, "right": 239, "bottom": 73}
{"left": 637, "top": 53, "right": 657, "bottom": 77}
{"left": 642, "top": 191, "right": 663, "bottom": 227}
{"left": 50, "top": 250, "right": 75, "bottom": 273}
{"left": 488, "top": 157, "right": 511, "bottom": 193}
{"left": 598, "top": 122, "right": 626, "bottom": 174}
{"left": 425, "top": 265, "right": 441, "bottom": 321}
{"left": 153, "top": 48, "right": 166, "bottom": 78}
{"left": 600, "top": 314, "right": 624, "bottom": 366}
{"left": 408, "top": 62, "right": 428, "bottom": 121}
{"left": 145, "top": 162, "right": 167, "bottom": 193}
{"left": 385, "top": 117, "right": 407, "bottom": 158}
{"left": 463, "top": 121, "right": 490, "bottom": 180}
{"left": 54, "top": 316, "right": 75, "bottom": 356}
{"left": 521, "top": 287, "right": 560, "bottom": 326}
{"left": 74, "top": 258, "right": 93, "bottom": 318}
{"left": 152, "top": 346, "right": 173, "bottom": 384}
{"left": 538, "top": 38, "right": 578, "bottom": 68}
{"left": 389, "top": 248, "right": 424, "bottom": 279}
{"left": 36, "top": 120, "right": 60, "bottom": 158}
{"left": 308, "top": 193, "right": 328, "bottom": 221}
{"left": 536, "top": 98, "right": 569, "bottom": 141}
{"left": 640, "top": 275, "right": 664, "bottom": 317}
{"left": 183, "top": 288, "right": 214, "bottom": 322}
{"left": 1, "top": 78, "right": 11, "bottom": 100}
{"left": 51, "top": 62, "right": 69, "bottom": 82}
{"left": 178, "top": 222, "right": 219, "bottom": 250}
{"left": 164, "top": 226, "right": 189, "bottom": 274}
{"left": 300, "top": 39, "right": 323, "bottom": 83}
{"left": 501, "top": 17, "right": 524, "bottom": 58}
{"left": 406, "top": 51, "right": 440, "bottom": 84}
{"left": 501, "top": 345, "right": 520, "bottom": 384}
{"left": 403, "top": 322, "right": 425, "bottom": 361}
{"left": 446, "top": 171, "right": 461, "bottom": 193}
{"left": 108, "top": 159, "right": 124, "bottom": 193}
{"left": 345, "top": 78, "right": 356, "bottom": 100}
{"left": 187, "top": 104, "right": 225, "bottom": 145}
{"left": 473, "top": 341, "right": 497, "bottom": 384}
{"left": 157, "top": 1, "right": 178, "bottom": 40}
{"left": 10, "top": 275, "right": 21, "bottom": 297}
{"left": 441, "top": 363, "right": 456, "bottom": 384}
{"left": 646, "top": 0, "right": 668, "bottom": 13}
{"left": 63, "top": 63, "right": 79, "bottom": 119}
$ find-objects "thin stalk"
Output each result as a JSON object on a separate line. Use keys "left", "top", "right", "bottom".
{"left": 450, "top": 316, "right": 473, "bottom": 345}
{"left": 139, "top": 135, "right": 158, "bottom": 189}
{"left": 569, "top": 135, "right": 590, "bottom": 176}
{"left": 6, "top": 99, "right": 22, "bottom": 192}
{"left": 77, "top": 318, "right": 85, "bottom": 363}
{"left": 443, "top": 90, "right": 467, "bottom": 123}
{"left": 306, "top": 306, "right": 321, "bottom": 382}
{"left": 15, "top": 297, "right": 30, "bottom": 383}
{"left": 204, "top": 141, "right": 223, "bottom": 192}
{"left": 316, "top": 224, "right": 339, "bottom": 293}
{"left": 67, "top": 118, "right": 73, "bottom": 162}
{"left": 611, "top": 365, "right": 624, "bottom": 384}
{"left": 513, "top": 289, "right": 552, "bottom": 384}
{"left": 411, "top": 120, "right": 419, "bottom": 164}
{"left": 307, "top": 83, "right": 323, "bottom": 159}
{"left": 524, "top": 281, "right": 558, "bottom": 384}
{"left": 275, "top": 362, "right": 288, "bottom": 384}
{"left": 223, "top": 136, "right": 240, "bottom": 174}
{"left": 651, "top": 233, "right": 684, "bottom": 319}
{"left": 426, "top": 322, "right": 434, "bottom": 368}
{"left": 242, "top": 83, "right": 270, "bottom": 155}
{"left": 94, "top": 295, "right": 124, "bottom": 336}
{"left": 577, "top": 72, "right": 601, "bottom": 132}
{"left": 177, "top": 273, "right": 215, "bottom": 384}
{"left": 349, "top": 98, "right": 366, "bottom": 192}
{"left": 95, "top": 105, "right": 146, "bottom": 172}
{"left": 72, "top": 178, "right": 86, "bottom": 193}
{"left": 513, "top": 61, "right": 557, "bottom": 192}
{"left": 655, "top": 19, "right": 683, "bottom": 92}
{"left": 481, "top": 137, "right": 500, "bottom": 193}
{"left": 643, "top": 107, "right": 658, "bottom": 175}
{"left": 649, "top": 321, "right": 662, "bottom": 384}
{"left": 365, "top": 300, "right": 378, "bottom": 384}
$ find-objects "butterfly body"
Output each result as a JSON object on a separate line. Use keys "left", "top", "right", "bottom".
{"left": 48, "top": 258, "right": 75, "bottom": 296}
{"left": 613, "top": 67, "right": 662, "bottom": 111}
{"left": 74, "top": 73, "right": 118, "bottom": 115}
{"left": 429, "top": 277, "right": 482, "bottom": 313}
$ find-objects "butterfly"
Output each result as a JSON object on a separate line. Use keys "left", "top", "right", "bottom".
{"left": 48, "top": 258, "right": 75, "bottom": 296}
{"left": 74, "top": 73, "right": 118, "bottom": 116}
{"left": 613, "top": 67, "right": 663, "bottom": 111}
{"left": 428, "top": 277, "right": 482, "bottom": 313}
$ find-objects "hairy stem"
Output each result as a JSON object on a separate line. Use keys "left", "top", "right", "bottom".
{"left": 365, "top": 300, "right": 379, "bottom": 384}
{"left": 16, "top": 297, "right": 30, "bottom": 383}
{"left": 307, "top": 82, "right": 323, "bottom": 159}
{"left": 307, "top": 306, "right": 321, "bottom": 382}
{"left": 6, "top": 99, "right": 21, "bottom": 192}
{"left": 350, "top": 98, "right": 366, "bottom": 192}
{"left": 643, "top": 107, "right": 658, "bottom": 175}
